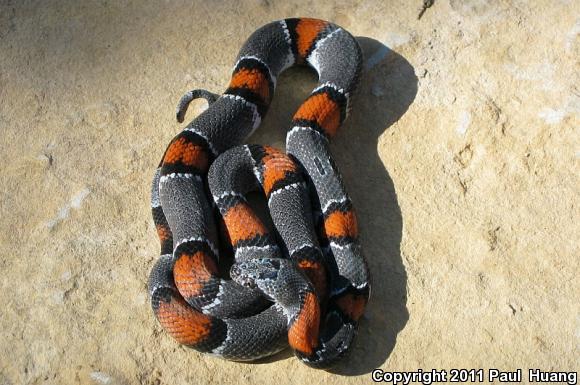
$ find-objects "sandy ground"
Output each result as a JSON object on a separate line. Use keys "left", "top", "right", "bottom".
{"left": 0, "top": 0, "right": 578, "bottom": 384}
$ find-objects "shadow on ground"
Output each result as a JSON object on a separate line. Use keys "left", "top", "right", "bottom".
{"left": 249, "top": 37, "right": 418, "bottom": 375}
{"left": 329, "top": 37, "right": 416, "bottom": 376}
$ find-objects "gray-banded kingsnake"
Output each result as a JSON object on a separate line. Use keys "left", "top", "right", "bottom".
{"left": 149, "top": 17, "right": 371, "bottom": 368}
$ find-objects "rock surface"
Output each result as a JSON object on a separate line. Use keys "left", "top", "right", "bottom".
{"left": 0, "top": 0, "right": 578, "bottom": 384}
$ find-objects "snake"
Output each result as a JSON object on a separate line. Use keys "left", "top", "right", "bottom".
{"left": 148, "top": 18, "right": 370, "bottom": 368}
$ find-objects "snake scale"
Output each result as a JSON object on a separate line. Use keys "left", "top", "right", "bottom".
{"left": 148, "top": 18, "right": 370, "bottom": 368}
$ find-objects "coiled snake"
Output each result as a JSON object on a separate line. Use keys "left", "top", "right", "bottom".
{"left": 148, "top": 18, "right": 370, "bottom": 368}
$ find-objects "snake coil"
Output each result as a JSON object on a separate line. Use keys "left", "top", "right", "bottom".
{"left": 149, "top": 18, "right": 370, "bottom": 368}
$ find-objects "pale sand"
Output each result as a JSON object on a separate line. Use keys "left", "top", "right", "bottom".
{"left": 0, "top": 1, "right": 578, "bottom": 384}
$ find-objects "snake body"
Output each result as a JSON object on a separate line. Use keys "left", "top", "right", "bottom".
{"left": 149, "top": 18, "right": 370, "bottom": 367}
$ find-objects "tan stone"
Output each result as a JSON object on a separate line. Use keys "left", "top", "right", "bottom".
{"left": 0, "top": 1, "right": 577, "bottom": 384}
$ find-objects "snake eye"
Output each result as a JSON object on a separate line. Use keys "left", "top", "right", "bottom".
{"left": 262, "top": 258, "right": 281, "bottom": 270}
{"left": 258, "top": 269, "right": 278, "bottom": 281}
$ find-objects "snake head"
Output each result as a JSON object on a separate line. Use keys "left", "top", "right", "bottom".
{"left": 230, "top": 258, "right": 283, "bottom": 292}
{"left": 231, "top": 257, "right": 313, "bottom": 313}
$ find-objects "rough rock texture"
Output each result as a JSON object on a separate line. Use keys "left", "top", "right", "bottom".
{"left": 0, "top": 0, "right": 578, "bottom": 384}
